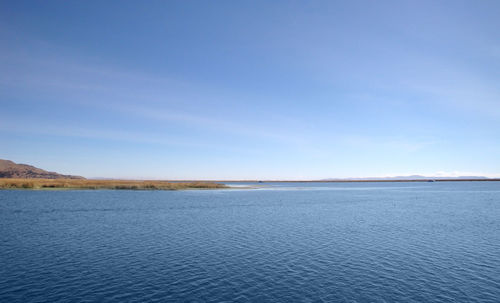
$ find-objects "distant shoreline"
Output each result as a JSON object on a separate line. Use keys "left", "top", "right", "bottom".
{"left": 156, "top": 179, "right": 500, "bottom": 183}
{"left": 1, "top": 178, "right": 499, "bottom": 191}
{"left": 220, "top": 179, "right": 500, "bottom": 183}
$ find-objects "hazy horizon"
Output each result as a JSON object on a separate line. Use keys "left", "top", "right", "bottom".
{"left": 1, "top": 1, "right": 500, "bottom": 179}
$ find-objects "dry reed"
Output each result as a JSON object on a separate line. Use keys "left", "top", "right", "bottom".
{"left": 0, "top": 178, "right": 227, "bottom": 190}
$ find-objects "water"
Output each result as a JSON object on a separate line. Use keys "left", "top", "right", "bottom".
{"left": 1, "top": 182, "right": 500, "bottom": 302}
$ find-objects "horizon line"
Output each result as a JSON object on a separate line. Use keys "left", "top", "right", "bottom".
{"left": 86, "top": 177, "right": 500, "bottom": 183}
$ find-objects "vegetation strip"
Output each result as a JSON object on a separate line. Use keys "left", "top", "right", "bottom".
{"left": 0, "top": 179, "right": 227, "bottom": 190}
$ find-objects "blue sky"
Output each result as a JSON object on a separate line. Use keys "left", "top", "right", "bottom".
{"left": 1, "top": 0, "right": 499, "bottom": 179}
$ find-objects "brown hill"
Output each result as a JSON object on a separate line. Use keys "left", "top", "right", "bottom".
{"left": 0, "top": 159, "right": 85, "bottom": 179}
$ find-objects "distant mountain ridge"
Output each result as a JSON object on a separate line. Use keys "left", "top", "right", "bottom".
{"left": 0, "top": 159, "right": 85, "bottom": 179}
{"left": 321, "top": 175, "right": 489, "bottom": 181}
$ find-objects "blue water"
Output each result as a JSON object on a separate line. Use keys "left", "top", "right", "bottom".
{"left": 1, "top": 182, "right": 500, "bottom": 302}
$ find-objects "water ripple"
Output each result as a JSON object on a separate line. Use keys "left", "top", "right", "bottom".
{"left": 1, "top": 182, "right": 500, "bottom": 302}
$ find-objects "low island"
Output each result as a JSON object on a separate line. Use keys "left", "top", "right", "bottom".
{"left": 0, "top": 178, "right": 227, "bottom": 190}
{"left": 0, "top": 159, "right": 227, "bottom": 190}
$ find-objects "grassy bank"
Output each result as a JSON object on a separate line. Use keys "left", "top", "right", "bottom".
{"left": 0, "top": 178, "right": 228, "bottom": 190}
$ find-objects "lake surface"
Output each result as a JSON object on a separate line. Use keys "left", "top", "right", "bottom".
{"left": 1, "top": 182, "right": 500, "bottom": 302}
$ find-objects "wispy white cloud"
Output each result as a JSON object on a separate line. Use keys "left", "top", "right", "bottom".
{"left": 0, "top": 45, "right": 316, "bottom": 148}
{"left": 341, "top": 134, "right": 438, "bottom": 153}
{"left": 403, "top": 66, "right": 500, "bottom": 119}
{"left": 0, "top": 116, "right": 266, "bottom": 155}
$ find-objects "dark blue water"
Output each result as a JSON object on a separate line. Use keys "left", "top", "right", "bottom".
{"left": 1, "top": 182, "right": 500, "bottom": 302}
